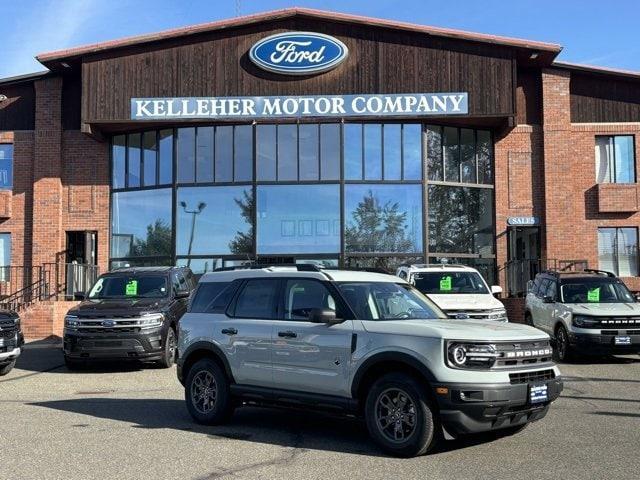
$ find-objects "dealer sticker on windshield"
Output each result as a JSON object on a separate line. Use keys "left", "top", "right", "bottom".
{"left": 125, "top": 280, "right": 138, "bottom": 296}
{"left": 440, "top": 275, "right": 452, "bottom": 291}
{"left": 587, "top": 287, "right": 600, "bottom": 302}
{"left": 530, "top": 384, "right": 548, "bottom": 404}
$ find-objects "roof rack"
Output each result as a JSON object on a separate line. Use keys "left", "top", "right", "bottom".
{"left": 583, "top": 268, "right": 616, "bottom": 278}
{"left": 213, "top": 263, "right": 322, "bottom": 272}
{"left": 400, "top": 263, "right": 469, "bottom": 269}
{"left": 323, "top": 267, "right": 390, "bottom": 275}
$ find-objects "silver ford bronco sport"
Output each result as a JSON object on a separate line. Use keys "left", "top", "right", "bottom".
{"left": 177, "top": 266, "right": 563, "bottom": 457}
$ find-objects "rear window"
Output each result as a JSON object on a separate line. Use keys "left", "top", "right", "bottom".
{"left": 189, "top": 282, "right": 238, "bottom": 313}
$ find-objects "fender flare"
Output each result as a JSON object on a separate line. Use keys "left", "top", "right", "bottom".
{"left": 350, "top": 351, "right": 437, "bottom": 399}
{"left": 179, "top": 341, "right": 235, "bottom": 383}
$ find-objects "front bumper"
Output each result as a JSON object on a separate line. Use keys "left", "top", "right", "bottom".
{"left": 0, "top": 331, "right": 23, "bottom": 362}
{"left": 569, "top": 331, "right": 640, "bottom": 355}
{"left": 63, "top": 328, "right": 164, "bottom": 361}
{"left": 434, "top": 377, "right": 563, "bottom": 436}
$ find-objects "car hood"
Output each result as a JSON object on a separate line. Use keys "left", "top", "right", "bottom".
{"left": 566, "top": 302, "right": 640, "bottom": 316}
{"left": 361, "top": 318, "right": 549, "bottom": 341}
{"left": 68, "top": 297, "right": 169, "bottom": 317}
{"left": 427, "top": 294, "right": 504, "bottom": 311}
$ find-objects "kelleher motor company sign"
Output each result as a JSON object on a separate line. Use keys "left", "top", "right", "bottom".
{"left": 130, "top": 93, "right": 469, "bottom": 120}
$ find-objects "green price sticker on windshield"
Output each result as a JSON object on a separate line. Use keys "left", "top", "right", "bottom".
{"left": 440, "top": 275, "right": 452, "bottom": 291}
{"left": 125, "top": 280, "right": 138, "bottom": 296}
{"left": 587, "top": 287, "right": 600, "bottom": 302}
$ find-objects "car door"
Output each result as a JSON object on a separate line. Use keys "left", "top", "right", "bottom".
{"left": 529, "top": 278, "right": 549, "bottom": 329}
{"left": 540, "top": 280, "right": 559, "bottom": 334}
{"left": 271, "top": 278, "right": 354, "bottom": 398}
{"left": 219, "top": 278, "right": 278, "bottom": 388}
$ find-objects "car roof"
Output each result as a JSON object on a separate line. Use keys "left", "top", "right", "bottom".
{"left": 199, "top": 267, "right": 405, "bottom": 284}
{"left": 399, "top": 263, "right": 478, "bottom": 273}
{"left": 538, "top": 271, "right": 619, "bottom": 282}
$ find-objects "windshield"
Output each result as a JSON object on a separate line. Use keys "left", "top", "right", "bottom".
{"left": 412, "top": 271, "right": 489, "bottom": 295}
{"left": 560, "top": 280, "right": 635, "bottom": 304}
{"left": 337, "top": 282, "right": 447, "bottom": 321}
{"left": 88, "top": 275, "right": 168, "bottom": 299}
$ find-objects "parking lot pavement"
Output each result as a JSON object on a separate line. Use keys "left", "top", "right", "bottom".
{"left": 1, "top": 344, "right": 639, "bottom": 480}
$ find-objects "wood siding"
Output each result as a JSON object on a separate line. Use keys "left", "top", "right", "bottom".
{"left": 0, "top": 81, "right": 35, "bottom": 130}
{"left": 516, "top": 68, "right": 541, "bottom": 125}
{"left": 81, "top": 18, "right": 516, "bottom": 126}
{"left": 571, "top": 72, "right": 640, "bottom": 123}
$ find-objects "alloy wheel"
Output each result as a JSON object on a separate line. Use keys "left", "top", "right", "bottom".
{"left": 191, "top": 370, "right": 217, "bottom": 414}
{"left": 374, "top": 388, "right": 417, "bottom": 443}
{"left": 557, "top": 328, "right": 567, "bottom": 360}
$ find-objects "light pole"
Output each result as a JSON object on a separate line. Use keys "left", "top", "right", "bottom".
{"left": 180, "top": 201, "right": 206, "bottom": 267}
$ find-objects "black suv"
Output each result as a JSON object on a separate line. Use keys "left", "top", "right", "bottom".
{"left": 63, "top": 266, "right": 195, "bottom": 368}
{"left": 0, "top": 310, "right": 23, "bottom": 376}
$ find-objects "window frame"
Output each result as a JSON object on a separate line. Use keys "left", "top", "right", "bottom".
{"left": 595, "top": 135, "right": 636, "bottom": 184}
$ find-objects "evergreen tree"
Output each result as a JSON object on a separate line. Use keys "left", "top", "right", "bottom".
{"left": 133, "top": 219, "right": 172, "bottom": 257}
{"left": 229, "top": 190, "right": 255, "bottom": 255}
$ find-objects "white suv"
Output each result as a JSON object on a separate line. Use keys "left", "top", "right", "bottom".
{"left": 177, "top": 265, "right": 561, "bottom": 457}
{"left": 396, "top": 264, "right": 508, "bottom": 322}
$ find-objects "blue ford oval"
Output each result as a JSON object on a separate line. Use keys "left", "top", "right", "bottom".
{"left": 249, "top": 31, "right": 349, "bottom": 75}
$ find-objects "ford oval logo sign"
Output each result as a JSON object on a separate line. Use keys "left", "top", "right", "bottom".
{"left": 249, "top": 32, "right": 348, "bottom": 75}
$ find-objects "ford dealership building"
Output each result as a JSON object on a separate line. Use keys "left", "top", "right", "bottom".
{"left": 0, "top": 8, "right": 639, "bottom": 335}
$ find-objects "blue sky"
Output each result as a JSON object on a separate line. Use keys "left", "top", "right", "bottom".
{"left": 2, "top": 0, "right": 640, "bottom": 78}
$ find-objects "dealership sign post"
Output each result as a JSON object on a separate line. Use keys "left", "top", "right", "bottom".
{"left": 131, "top": 93, "right": 468, "bottom": 120}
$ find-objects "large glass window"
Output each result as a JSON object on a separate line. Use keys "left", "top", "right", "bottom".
{"left": 0, "top": 145, "right": 13, "bottom": 190}
{"left": 111, "top": 123, "right": 495, "bottom": 275}
{"left": 111, "top": 189, "right": 172, "bottom": 259}
{"left": 595, "top": 135, "right": 636, "bottom": 184}
{"left": 345, "top": 184, "right": 423, "bottom": 253}
{"left": 598, "top": 227, "right": 638, "bottom": 277}
{"left": 428, "top": 185, "right": 494, "bottom": 255}
{"left": 176, "top": 186, "right": 253, "bottom": 256}
{"left": 257, "top": 185, "right": 340, "bottom": 254}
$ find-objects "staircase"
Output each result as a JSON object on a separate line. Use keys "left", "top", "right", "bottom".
{"left": 499, "top": 258, "right": 588, "bottom": 297}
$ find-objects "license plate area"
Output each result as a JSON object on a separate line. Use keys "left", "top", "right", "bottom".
{"left": 614, "top": 336, "right": 631, "bottom": 346}
{"left": 529, "top": 383, "right": 548, "bottom": 404}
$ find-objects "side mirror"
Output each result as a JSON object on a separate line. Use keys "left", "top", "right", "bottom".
{"left": 73, "top": 291, "right": 86, "bottom": 301}
{"left": 526, "top": 280, "right": 534, "bottom": 293}
{"left": 309, "top": 308, "right": 342, "bottom": 324}
{"left": 542, "top": 295, "right": 555, "bottom": 304}
{"left": 490, "top": 285, "right": 503, "bottom": 295}
{"left": 175, "top": 290, "right": 190, "bottom": 299}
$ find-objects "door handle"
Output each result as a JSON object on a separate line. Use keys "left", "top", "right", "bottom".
{"left": 278, "top": 330, "right": 297, "bottom": 339}
{"left": 221, "top": 328, "right": 238, "bottom": 336}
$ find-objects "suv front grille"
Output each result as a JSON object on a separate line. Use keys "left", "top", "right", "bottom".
{"left": 493, "top": 340, "right": 553, "bottom": 369}
{"left": 0, "top": 328, "right": 17, "bottom": 338}
{"left": 446, "top": 309, "right": 495, "bottom": 320}
{"left": 581, "top": 317, "right": 640, "bottom": 329}
{"left": 509, "top": 369, "right": 556, "bottom": 384}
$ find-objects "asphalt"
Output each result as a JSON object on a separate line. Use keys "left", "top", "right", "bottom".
{"left": 1, "top": 341, "right": 639, "bottom": 480}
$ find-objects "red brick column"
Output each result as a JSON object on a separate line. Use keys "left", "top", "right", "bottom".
{"left": 32, "top": 77, "right": 64, "bottom": 268}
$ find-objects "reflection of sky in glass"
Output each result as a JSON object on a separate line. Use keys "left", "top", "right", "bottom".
{"left": 111, "top": 136, "right": 125, "bottom": 188}
{"left": 111, "top": 189, "right": 172, "bottom": 253}
{"left": 257, "top": 185, "right": 340, "bottom": 254}
{"left": 344, "top": 124, "right": 362, "bottom": 180}
{"left": 176, "top": 186, "right": 252, "bottom": 255}
{"left": 364, "top": 124, "right": 382, "bottom": 180}
{"left": 345, "top": 184, "right": 423, "bottom": 252}
{"left": 614, "top": 136, "right": 635, "bottom": 183}
{"left": 403, "top": 124, "right": 422, "bottom": 180}
{"left": 383, "top": 124, "right": 401, "bottom": 180}
{"left": 257, "top": 125, "right": 277, "bottom": 181}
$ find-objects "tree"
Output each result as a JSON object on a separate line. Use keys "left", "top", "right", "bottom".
{"left": 133, "top": 219, "right": 172, "bottom": 257}
{"left": 345, "top": 190, "right": 415, "bottom": 253}
{"left": 228, "top": 190, "right": 255, "bottom": 255}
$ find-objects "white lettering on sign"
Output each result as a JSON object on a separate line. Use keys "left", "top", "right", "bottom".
{"left": 131, "top": 93, "right": 469, "bottom": 120}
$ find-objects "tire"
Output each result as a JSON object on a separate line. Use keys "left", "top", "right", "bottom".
{"left": 554, "top": 325, "right": 573, "bottom": 362}
{"left": 185, "top": 358, "right": 234, "bottom": 425}
{"left": 158, "top": 327, "right": 177, "bottom": 368}
{"left": 0, "top": 360, "right": 16, "bottom": 376}
{"left": 364, "top": 372, "right": 437, "bottom": 457}
{"left": 64, "top": 355, "right": 85, "bottom": 370}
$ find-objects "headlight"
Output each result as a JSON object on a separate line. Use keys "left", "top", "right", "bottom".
{"left": 64, "top": 315, "right": 79, "bottom": 330}
{"left": 487, "top": 308, "right": 509, "bottom": 322}
{"left": 138, "top": 313, "right": 164, "bottom": 329}
{"left": 446, "top": 341, "right": 500, "bottom": 369}
{"left": 572, "top": 315, "right": 599, "bottom": 328}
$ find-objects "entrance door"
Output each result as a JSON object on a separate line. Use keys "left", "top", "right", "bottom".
{"left": 507, "top": 227, "right": 541, "bottom": 296}
{"left": 65, "top": 231, "right": 98, "bottom": 297}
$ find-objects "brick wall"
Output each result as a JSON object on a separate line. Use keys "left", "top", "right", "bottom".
{"left": 500, "top": 297, "right": 526, "bottom": 324}
{"left": 21, "top": 300, "right": 79, "bottom": 338}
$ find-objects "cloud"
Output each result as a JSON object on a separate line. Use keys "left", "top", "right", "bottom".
{"left": 2, "top": 0, "right": 103, "bottom": 77}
